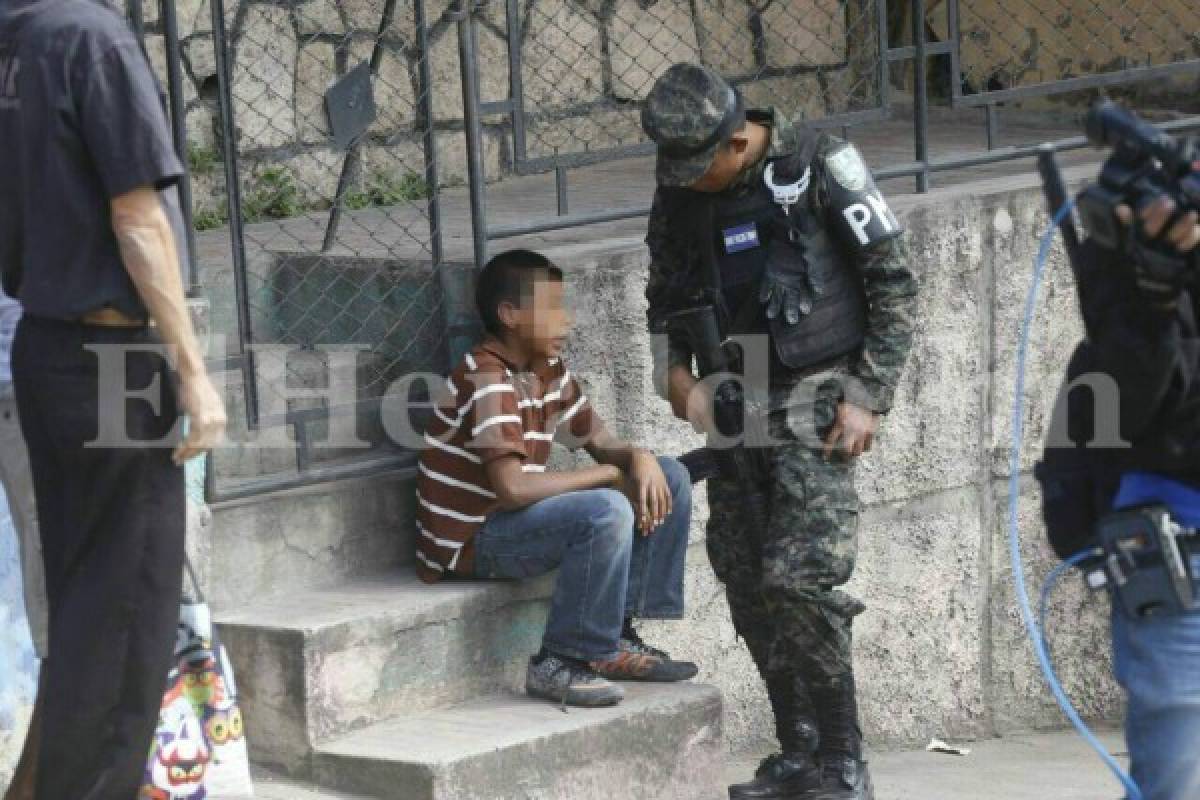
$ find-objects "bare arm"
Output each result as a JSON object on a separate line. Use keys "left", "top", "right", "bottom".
{"left": 111, "top": 187, "right": 226, "bottom": 463}
{"left": 485, "top": 455, "right": 619, "bottom": 511}
{"left": 584, "top": 428, "right": 639, "bottom": 472}
{"left": 585, "top": 430, "right": 672, "bottom": 534}
{"left": 666, "top": 364, "right": 720, "bottom": 434}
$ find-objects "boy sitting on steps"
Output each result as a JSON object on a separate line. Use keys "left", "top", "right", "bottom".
{"left": 415, "top": 249, "right": 697, "bottom": 708}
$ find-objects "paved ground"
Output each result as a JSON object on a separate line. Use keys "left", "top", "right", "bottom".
{"left": 728, "top": 730, "right": 1129, "bottom": 800}
{"left": 250, "top": 729, "right": 1130, "bottom": 799}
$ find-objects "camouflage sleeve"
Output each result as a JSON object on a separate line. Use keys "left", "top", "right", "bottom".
{"left": 809, "top": 137, "right": 916, "bottom": 414}
{"left": 645, "top": 188, "right": 695, "bottom": 379}
{"left": 843, "top": 235, "right": 918, "bottom": 414}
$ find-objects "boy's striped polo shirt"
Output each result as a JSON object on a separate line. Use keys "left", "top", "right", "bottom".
{"left": 415, "top": 340, "right": 601, "bottom": 582}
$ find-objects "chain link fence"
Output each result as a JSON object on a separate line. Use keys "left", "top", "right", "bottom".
{"left": 950, "top": 0, "right": 1200, "bottom": 100}
{"left": 223, "top": 0, "right": 445, "bottom": 442}
{"left": 123, "top": 0, "right": 1200, "bottom": 496}
{"left": 511, "top": 0, "right": 885, "bottom": 167}
{"left": 164, "top": 1, "right": 475, "bottom": 488}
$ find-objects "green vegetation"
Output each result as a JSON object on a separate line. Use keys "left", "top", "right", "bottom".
{"left": 343, "top": 170, "right": 430, "bottom": 210}
{"left": 187, "top": 143, "right": 220, "bottom": 176}
{"left": 192, "top": 202, "right": 229, "bottom": 232}
{"left": 243, "top": 165, "right": 307, "bottom": 223}
{"left": 187, "top": 163, "right": 432, "bottom": 232}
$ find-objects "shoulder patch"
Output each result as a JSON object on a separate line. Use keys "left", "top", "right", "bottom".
{"left": 825, "top": 144, "right": 869, "bottom": 192}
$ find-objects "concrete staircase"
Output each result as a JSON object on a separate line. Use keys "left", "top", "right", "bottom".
{"left": 208, "top": 471, "right": 725, "bottom": 799}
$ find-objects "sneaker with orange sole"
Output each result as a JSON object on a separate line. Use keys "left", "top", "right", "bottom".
{"left": 590, "top": 647, "right": 699, "bottom": 682}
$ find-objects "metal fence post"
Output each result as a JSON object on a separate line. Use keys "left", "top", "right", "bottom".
{"left": 160, "top": 0, "right": 200, "bottom": 292}
{"left": 210, "top": 0, "right": 259, "bottom": 428}
{"left": 322, "top": 0, "right": 401, "bottom": 253}
{"left": 415, "top": 0, "right": 445, "bottom": 267}
{"left": 127, "top": 0, "right": 144, "bottom": 42}
{"left": 505, "top": 0, "right": 528, "bottom": 165}
{"left": 911, "top": 0, "right": 930, "bottom": 192}
{"left": 456, "top": 0, "right": 489, "bottom": 270}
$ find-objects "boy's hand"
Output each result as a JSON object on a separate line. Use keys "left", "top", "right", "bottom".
{"left": 620, "top": 450, "right": 672, "bottom": 535}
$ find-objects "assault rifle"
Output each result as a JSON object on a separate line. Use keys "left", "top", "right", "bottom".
{"left": 667, "top": 305, "right": 772, "bottom": 547}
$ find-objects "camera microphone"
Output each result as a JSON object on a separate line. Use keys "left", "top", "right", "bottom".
{"left": 1086, "top": 99, "right": 1191, "bottom": 176}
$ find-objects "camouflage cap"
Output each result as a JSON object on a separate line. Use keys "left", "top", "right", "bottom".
{"left": 641, "top": 63, "right": 745, "bottom": 188}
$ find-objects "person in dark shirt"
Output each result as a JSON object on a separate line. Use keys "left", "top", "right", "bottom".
{"left": 1042, "top": 195, "right": 1200, "bottom": 800}
{"left": 0, "top": 2, "right": 226, "bottom": 797}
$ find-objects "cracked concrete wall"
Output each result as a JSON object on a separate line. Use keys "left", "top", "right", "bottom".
{"left": 540, "top": 164, "right": 1123, "bottom": 754}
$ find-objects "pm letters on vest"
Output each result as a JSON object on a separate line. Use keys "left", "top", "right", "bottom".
{"left": 841, "top": 190, "right": 896, "bottom": 247}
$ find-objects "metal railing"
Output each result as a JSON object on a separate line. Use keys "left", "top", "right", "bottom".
{"left": 127, "top": 0, "right": 457, "bottom": 502}
{"left": 124, "top": 0, "right": 1200, "bottom": 503}
{"left": 456, "top": 0, "right": 1200, "bottom": 248}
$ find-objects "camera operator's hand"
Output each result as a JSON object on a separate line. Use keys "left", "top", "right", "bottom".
{"left": 1115, "top": 192, "right": 1200, "bottom": 305}
{"left": 1116, "top": 194, "right": 1200, "bottom": 254}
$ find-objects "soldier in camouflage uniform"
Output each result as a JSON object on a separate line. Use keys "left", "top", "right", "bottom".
{"left": 640, "top": 64, "right": 917, "bottom": 800}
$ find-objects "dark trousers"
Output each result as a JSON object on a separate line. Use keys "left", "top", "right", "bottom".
{"left": 13, "top": 316, "right": 185, "bottom": 800}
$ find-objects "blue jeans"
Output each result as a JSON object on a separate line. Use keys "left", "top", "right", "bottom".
{"left": 1112, "top": 607, "right": 1200, "bottom": 800}
{"left": 474, "top": 456, "right": 691, "bottom": 662}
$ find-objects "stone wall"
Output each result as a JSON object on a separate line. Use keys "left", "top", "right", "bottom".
{"left": 533, "top": 163, "right": 1122, "bottom": 754}
{"left": 927, "top": 0, "right": 1200, "bottom": 95}
{"left": 138, "top": 0, "right": 874, "bottom": 220}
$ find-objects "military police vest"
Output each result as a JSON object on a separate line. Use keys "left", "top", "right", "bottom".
{"left": 692, "top": 140, "right": 900, "bottom": 372}
{"left": 716, "top": 168, "right": 868, "bottom": 369}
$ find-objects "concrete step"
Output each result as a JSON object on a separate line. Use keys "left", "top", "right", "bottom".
{"left": 217, "top": 573, "right": 555, "bottom": 772}
{"left": 253, "top": 767, "right": 374, "bottom": 800}
{"left": 205, "top": 470, "right": 417, "bottom": 610}
{"left": 311, "top": 684, "right": 726, "bottom": 800}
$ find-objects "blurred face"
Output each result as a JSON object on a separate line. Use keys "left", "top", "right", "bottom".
{"left": 688, "top": 130, "right": 752, "bottom": 193}
{"left": 501, "top": 276, "right": 572, "bottom": 360}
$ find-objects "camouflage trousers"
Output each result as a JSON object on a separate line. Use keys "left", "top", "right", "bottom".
{"left": 706, "top": 390, "right": 864, "bottom": 692}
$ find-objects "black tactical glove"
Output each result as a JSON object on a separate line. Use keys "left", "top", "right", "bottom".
{"left": 759, "top": 238, "right": 819, "bottom": 325}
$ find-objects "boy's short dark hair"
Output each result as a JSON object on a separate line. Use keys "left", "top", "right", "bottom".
{"left": 475, "top": 249, "right": 564, "bottom": 336}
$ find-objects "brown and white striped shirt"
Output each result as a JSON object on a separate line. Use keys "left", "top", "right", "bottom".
{"left": 414, "top": 340, "right": 602, "bottom": 583}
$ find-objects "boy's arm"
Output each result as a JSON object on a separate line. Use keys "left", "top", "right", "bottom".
{"left": 585, "top": 430, "right": 672, "bottom": 534}
{"left": 485, "top": 456, "right": 619, "bottom": 511}
{"left": 462, "top": 364, "right": 622, "bottom": 510}
{"left": 583, "top": 428, "right": 654, "bottom": 472}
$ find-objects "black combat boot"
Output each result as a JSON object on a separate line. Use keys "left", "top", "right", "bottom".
{"left": 729, "top": 676, "right": 822, "bottom": 799}
{"left": 811, "top": 675, "right": 874, "bottom": 800}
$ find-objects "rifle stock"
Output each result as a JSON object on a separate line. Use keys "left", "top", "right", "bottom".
{"left": 665, "top": 306, "right": 772, "bottom": 547}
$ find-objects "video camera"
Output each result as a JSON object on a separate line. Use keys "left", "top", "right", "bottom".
{"left": 1076, "top": 100, "right": 1200, "bottom": 288}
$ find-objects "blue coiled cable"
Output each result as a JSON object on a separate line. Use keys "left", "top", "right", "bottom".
{"left": 1009, "top": 199, "right": 1142, "bottom": 800}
